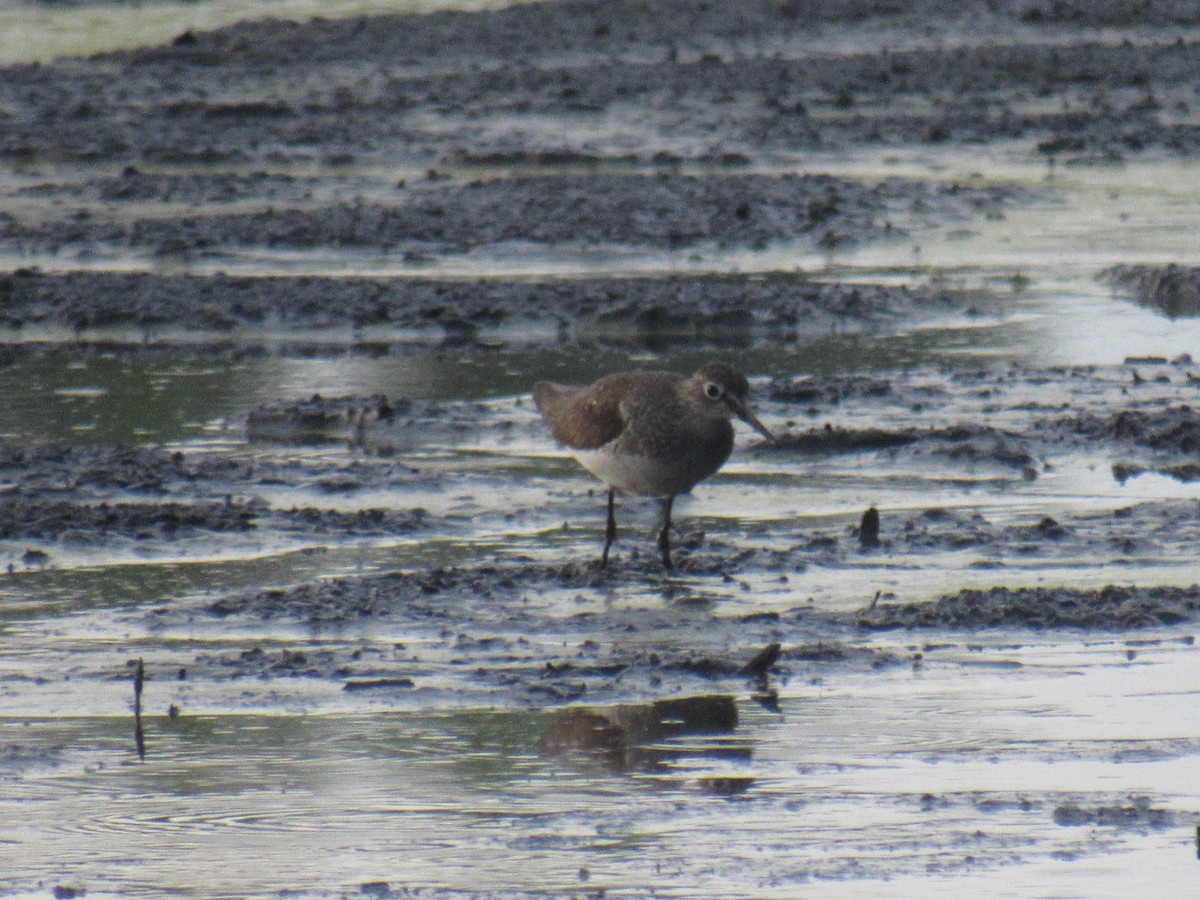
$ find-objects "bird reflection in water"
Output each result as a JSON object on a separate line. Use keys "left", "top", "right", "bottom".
{"left": 539, "top": 694, "right": 753, "bottom": 795}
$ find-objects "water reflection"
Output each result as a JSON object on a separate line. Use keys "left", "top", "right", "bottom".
{"left": 539, "top": 694, "right": 753, "bottom": 793}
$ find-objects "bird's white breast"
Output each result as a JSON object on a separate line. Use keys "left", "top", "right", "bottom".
{"left": 574, "top": 447, "right": 694, "bottom": 497}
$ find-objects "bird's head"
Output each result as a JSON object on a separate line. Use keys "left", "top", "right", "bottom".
{"left": 688, "top": 363, "right": 777, "bottom": 444}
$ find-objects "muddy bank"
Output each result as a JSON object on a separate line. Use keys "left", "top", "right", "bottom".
{"left": 859, "top": 584, "right": 1200, "bottom": 629}
{"left": 2, "top": 0, "right": 1200, "bottom": 169}
{"left": 771, "top": 358, "right": 1200, "bottom": 477}
{"left": 773, "top": 404, "right": 1200, "bottom": 478}
{"left": 0, "top": 171, "right": 1026, "bottom": 260}
{"left": 0, "top": 442, "right": 426, "bottom": 496}
{"left": 0, "top": 442, "right": 445, "bottom": 548}
{"left": 201, "top": 551, "right": 1200, "bottom": 632}
{"left": 187, "top": 559, "right": 897, "bottom": 704}
{"left": 0, "top": 269, "right": 969, "bottom": 347}
{"left": 0, "top": 496, "right": 429, "bottom": 543}
{"left": 153, "top": 549, "right": 1197, "bottom": 703}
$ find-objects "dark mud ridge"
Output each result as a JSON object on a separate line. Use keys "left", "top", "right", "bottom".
{"left": 0, "top": 442, "right": 441, "bottom": 550}
{"left": 772, "top": 402, "right": 1200, "bottom": 480}
{"left": 0, "top": 496, "right": 429, "bottom": 543}
{"left": 170, "top": 558, "right": 1199, "bottom": 701}
{"left": 206, "top": 559, "right": 1200, "bottom": 632}
{"left": 0, "top": 442, "right": 432, "bottom": 496}
{"left": 770, "top": 359, "right": 1200, "bottom": 481}
{"left": 2, "top": 0, "right": 1200, "bottom": 169}
{"left": 0, "top": 172, "right": 1025, "bottom": 260}
{"left": 859, "top": 584, "right": 1200, "bottom": 629}
{"left": 0, "top": 269, "right": 969, "bottom": 347}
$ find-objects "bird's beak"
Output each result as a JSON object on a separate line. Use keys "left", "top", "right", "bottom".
{"left": 732, "top": 399, "right": 777, "bottom": 446}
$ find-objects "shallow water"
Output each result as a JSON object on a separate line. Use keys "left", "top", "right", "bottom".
{"left": 2, "top": 639, "right": 1197, "bottom": 898}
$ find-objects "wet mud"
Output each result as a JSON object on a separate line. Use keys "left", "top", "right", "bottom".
{"left": 1, "top": 0, "right": 1195, "bottom": 271}
{"left": 0, "top": 269, "right": 968, "bottom": 346}
{"left": 0, "top": 172, "right": 1026, "bottom": 260}
{"left": 859, "top": 585, "right": 1200, "bottom": 629}
{"left": 7, "top": 358, "right": 1200, "bottom": 696}
{"left": 3, "top": 0, "right": 1200, "bottom": 171}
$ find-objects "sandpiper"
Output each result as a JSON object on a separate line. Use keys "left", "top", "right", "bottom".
{"left": 533, "top": 362, "right": 775, "bottom": 569}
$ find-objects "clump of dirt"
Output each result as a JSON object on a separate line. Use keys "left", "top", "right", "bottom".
{"left": 1103, "top": 406, "right": 1200, "bottom": 454}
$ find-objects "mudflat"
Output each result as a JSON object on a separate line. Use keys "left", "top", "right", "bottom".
{"left": 2, "top": 1, "right": 1200, "bottom": 897}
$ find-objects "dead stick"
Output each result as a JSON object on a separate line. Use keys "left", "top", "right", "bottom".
{"left": 133, "top": 658, "right": 145, "bottom": 762}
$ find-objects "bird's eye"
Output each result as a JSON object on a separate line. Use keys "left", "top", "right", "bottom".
{"left": 704, "top": 382, "right": 723, "bottom": 400}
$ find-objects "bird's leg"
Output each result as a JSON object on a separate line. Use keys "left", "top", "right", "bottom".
{"left": 657, "top": 494, "right": 674, "bottom": 571}
{"left": 600, "top": 488, "right": 617, "bottom": 568}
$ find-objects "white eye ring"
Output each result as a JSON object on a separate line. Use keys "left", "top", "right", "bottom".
{"left": 704, "top": 382, "right": 723, "bottom": 400}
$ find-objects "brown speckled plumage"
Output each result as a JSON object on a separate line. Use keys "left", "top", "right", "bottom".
{"left": 533, "top": 362, "right": 774, "bottom": 569}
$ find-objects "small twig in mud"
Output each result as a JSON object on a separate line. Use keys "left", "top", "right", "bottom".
{"left": 132, "top": 658, "right": 145, "bottom": 762}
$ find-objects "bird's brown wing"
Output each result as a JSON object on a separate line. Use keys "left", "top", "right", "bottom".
{"left": 532, "top": 380, "right": 626, "bottom": 450}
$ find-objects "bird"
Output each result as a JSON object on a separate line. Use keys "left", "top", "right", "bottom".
{"left": 533, "top": 362, "right": 776, "bottom": 570}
